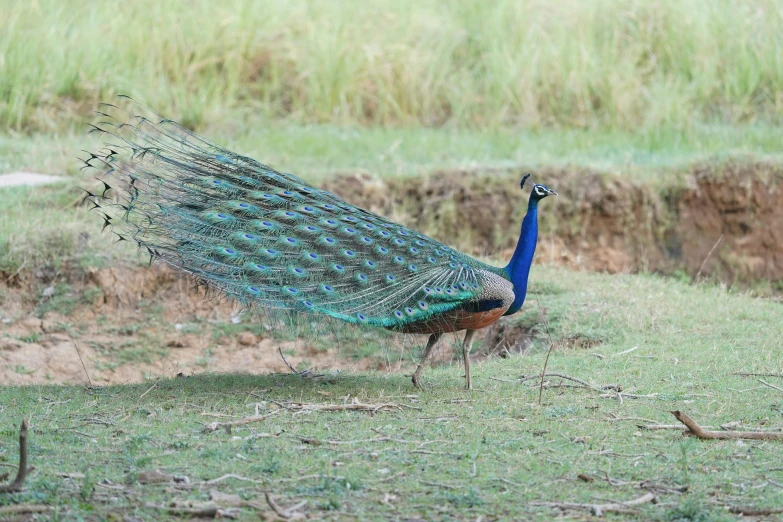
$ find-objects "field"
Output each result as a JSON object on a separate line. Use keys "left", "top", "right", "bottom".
{"left": 2, "top": 1, "right": 783, "bottom": 520}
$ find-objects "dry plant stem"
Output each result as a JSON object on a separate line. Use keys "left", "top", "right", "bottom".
{"left": 671, "top": 411, "right": 783, "bottom": 440}
{"left": 535, "top": 294, "right": 555, "bottom": 405}
{"left": 0, "top": 419, "right": 34, "bottom": 493}
{"left": 0, "top": 505, "right": 51, "bottom": 515}
{"left": 728, "top": 506, "right": 783, "bottom": 516}
{"left": 265, "top": 492, "right": 306, "bottom": 519}
{"left": 532, "top": 492, "right": 656, "bottom": 517}
{"left": 695, "top": 234, "right": 723, "bottom": 280}
{"left": 204, "top": 410, "right": 279, "bottom": 433}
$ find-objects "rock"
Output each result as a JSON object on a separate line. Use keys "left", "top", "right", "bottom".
{"left": 137, "top": 469, "right": 173, "bottom": 484}
{"left": 238, "top": 332, "right": 257, "bottom": 346}
{"left": 42, "top": 286, "right": 55, "bottom": 297}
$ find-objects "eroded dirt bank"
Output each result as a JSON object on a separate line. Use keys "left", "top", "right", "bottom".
{"left": 326, "top": 160, "right": 783, "bottom": 283}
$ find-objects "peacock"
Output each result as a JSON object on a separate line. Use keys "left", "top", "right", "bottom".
{"left": 82, "top": 98, "right": 556, "bottom": 389}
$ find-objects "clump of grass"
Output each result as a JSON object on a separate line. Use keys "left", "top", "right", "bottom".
{"left": 2, "top": 0, "right": 783, "bottom": 132}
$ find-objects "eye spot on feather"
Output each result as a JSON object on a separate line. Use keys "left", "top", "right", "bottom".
{"left": 409, "top": 247, "right": 419, "bottom": 254}
{"left": 344, "top": 216, "right": 358, "bottom": 222}
{"left": 356, "top": 273, "right": 368, "bottom": 283}
{"left": 321, "top": 237, "right": 337, "bottom": 246}
{"left": 217, "top": 214, "right": 227, "bottom": 219}
{"left": 364, "top": 260, "right": 376, "bottom": 269}
{"left": 394, "top": 238, "right": 405, "bottom": 246}
{"left": 301, "top": 206, "right": 316, "bottom": 213}
{"left": 320, "top": 284, "right": 334, "bottom": 293}
{"left": 472, "top": 282, "right": 480, "bottom": 289}
{"left": 281, "top": 190, "right": 294, "bottom": 196}
{"left": 417, "top": 301, "right": 428, "bottom": 311}
{"left": 248, "top": 263, "right": 268, "bottom": 272}
{"left": 283, "top": 286, "right": 299, "bottom": 295}
{"left": 360, "top": 236, "right": 373, "bottom": 244}
{"left": 379, "top": 231, "right": 391, "bottom": 237}
{"left": 262, "top": 248, "right": 279, "bottom": 258}
{"left": 449, "top": 262, "right": 458, "bottom": 268}
{"left": 427, "top": 256, "right": 437, "bottom": 264}
{"left": 363, "top": 223, "right": 375, "bottom": 230}
{"left": 394, "top": 310, "right": 404, "bottom": 319}
{"left": 302, "top": 225, "right": 319, "bottom": 233}
{"left": 356, "top": 313, "right": 368, "bottom": 322}
{"left": 238, "top": 203, "right": 249, "bottom": 208}
{"left": 302, "top": 300, "right": 314, "bottom": 309}
{"left": 415, "top": 240, "right": 426, "bottom": 246}
{"left": 305, "top": 252, "right": 320, "bottom": 261}
{"left": 434, "top": 287, "right": 443, "bottom": 294}
{"left": 246, "top": 286, "right": 261, "bottom": 294}
{"left": 262, "top": 193, "right": 275, "bottom": 199}
{"left": 259, "top": 221, "right": 275, "bottom": 228}
{"left": 459, "top": 282, "right": 469, "bottom": 290}
{"left": 290, "top": 266, "right": 306, "bottom": 276}
{"left": 283, "top": 236, "right": 299, "bottom": 245}
{"left": 445, "top": 287, "right": 455, "bottom": 295}
{"left": 323, "top": 219, "right": 338, "bottom": 226}
{"left": 376, "top": 246, "right": 389, "bottom": 255}
{"left": 331, "top": 264, "right": 345, "bottom": 273}
{"left": 342, "top": 227, "right": 356, "bottom": 234}
{"left": 385, "top": 274, "right": 396, "bottom": 283}
{"left": 408, "top": 264, "right": 418, "bottom": 272}
{"left": 434, "top": 249, "right": 443, "bottom": 256}
{"left": 393, "top": 255, "right": 405, "bottom": 264}
{"left": 424, "top": 287, "right": 433, "bottom": 294}
{"left": 405, "top": 307, "right": 416, "bottom": 316}
{"left": 322, "top": 204, "right": 336, "bottom": 210}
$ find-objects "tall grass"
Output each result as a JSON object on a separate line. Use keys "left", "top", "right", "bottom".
{"left": 2, "top": 0, "right": 783, "bottom": 131}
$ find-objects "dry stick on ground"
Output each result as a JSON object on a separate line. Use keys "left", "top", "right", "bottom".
{"left": 531, "top": 492, "right": 656, "bottom": 517}
{"left": 671, "top": 411, "right": 783, "bottom": 440}
{"left": 0, "top": 419, "right": 34, "bottom": 493}
{"left": 733, "top": 372, "right": 783, "bottom": 378}
{"left": 265, "top": 492, "right": 307, "bottom": 519}
{"left": 728, "top": 506, "right": 783, "bottom": 516}
{"left": 0, "top": 505, "right": 51, "bottom": 515}
{"left": 204, "top": 410, "right": 280, "bottom": 433}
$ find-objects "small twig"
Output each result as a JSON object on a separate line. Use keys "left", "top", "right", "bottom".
{"left": 695, "top": 234, "right": 723, "bottom": 280}
{"left": 138, "top": 384, "right": 157, "bottom": 401}
{"left": 611, "top": 346, "right": 638, "bottom": 357}
{"left": 733, "top": 372, "right": 783, "bottom": 378}
{"left": 758, "top": 379, "right": 783, "bottom": 393}
{"left": 0, "top": 504, "right": 51, "bottom": 515}
{"left": 0, "top": 419, "right": 34, "bottom": 493}
{"left": 204, "top": 410, "right": 279, "bottom": 433}
{"left": 531, "top": 492, "right": 656, "bottom": 517}
{"left": 73, "top": 341, "right": 93, "bottom": 388}
{"left": 535, "top": 295, "right": 555, "bottom": 406}
{"left": 265, "top": 492, "right": 306, "bottom": 519}
{"left": 420, "top": 480, "right": 458, "bottom": 489}
{"left": 671, "top": 411, "right": 783, "bottom": 440}
{"left": 727, "top": 506, "right": 783, "bottom": 516}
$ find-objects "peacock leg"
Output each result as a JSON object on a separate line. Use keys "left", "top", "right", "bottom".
{"left": 411, "top": 333, "right": 441, "bottom": 389}
{"left": 462, "top": 329, "right": 477, "bottom": 390}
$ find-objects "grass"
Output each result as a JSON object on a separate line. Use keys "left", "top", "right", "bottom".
{"left": 1, "top": 267, "right": 782, "bottom": 519}
{"left": 3, "top": 0, "right": 783, "bottom": 132}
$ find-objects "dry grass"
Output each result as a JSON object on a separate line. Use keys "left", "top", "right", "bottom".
{"left": 3, "top": 0, "right": 783, "bottom": 131}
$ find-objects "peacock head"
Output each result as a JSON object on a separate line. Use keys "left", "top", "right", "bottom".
{"left": 520, "top": 173, "right": 557, "bottom": 201}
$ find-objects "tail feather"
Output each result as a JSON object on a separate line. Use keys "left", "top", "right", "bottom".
{"left": 85, "top": 98, "right": 495, "bottom": 331}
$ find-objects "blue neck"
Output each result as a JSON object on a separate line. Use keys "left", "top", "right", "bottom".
{"left": 504, "top": 199, "right": 539, "bottom": 315}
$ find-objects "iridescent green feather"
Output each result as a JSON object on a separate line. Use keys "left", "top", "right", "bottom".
{"left": 85, "top": 99, "right": 504, "bottom": 331}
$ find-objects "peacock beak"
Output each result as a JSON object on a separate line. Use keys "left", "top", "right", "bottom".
{"left": 549, "top": 189, "right": 558, "bottom": 196}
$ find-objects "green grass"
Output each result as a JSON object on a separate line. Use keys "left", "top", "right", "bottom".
{"left": 1, "top": 267, "right": 782, "bottom": 519}
{"left": 3, "top": 0, "right": 783, "bottom": 132}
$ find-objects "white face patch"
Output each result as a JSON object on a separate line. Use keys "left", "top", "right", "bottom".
{"left": 534, "top": 186, "right": 546, "bottom": 196}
